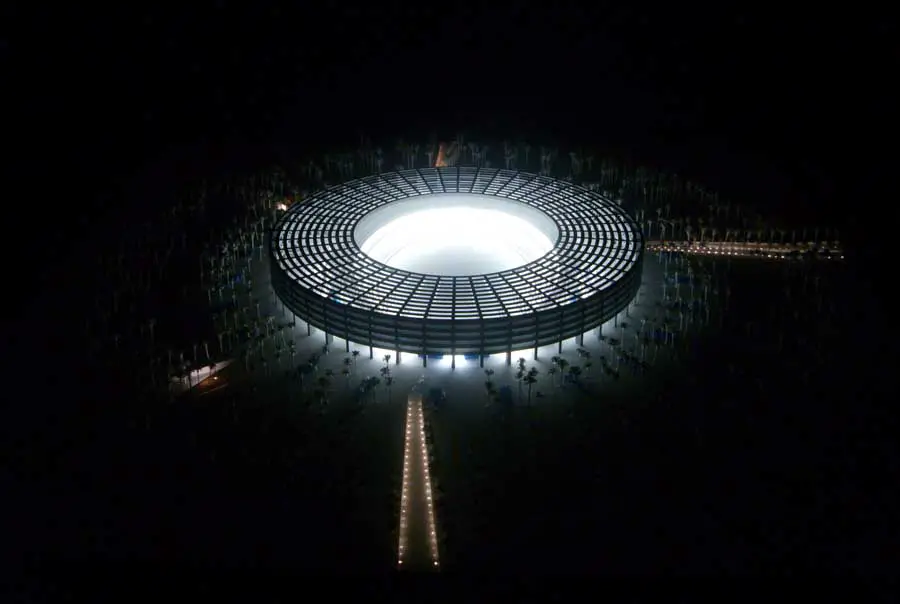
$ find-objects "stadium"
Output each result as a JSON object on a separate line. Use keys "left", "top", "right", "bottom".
{"left": 269, "top": 167, "right": 644, "bottom": 367}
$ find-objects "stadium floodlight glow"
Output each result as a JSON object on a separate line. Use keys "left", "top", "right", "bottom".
{"left": 439, "top": 354, "right": 468, "bottom": 368}
{"left": 359, "top": 203, "right": 555, "bottom": 276}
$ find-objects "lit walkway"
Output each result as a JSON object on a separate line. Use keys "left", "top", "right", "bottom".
{"left": 397, "top": 393, "right": 440, "bottom": 571}
{"left": 646, "top": 240, "right": 844, "bottom": 260}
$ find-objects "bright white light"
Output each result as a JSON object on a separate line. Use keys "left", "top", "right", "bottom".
{"left": 357, "top": 195, "right": 556, "bottom": 276}
{"left": 439, "top": 354, "right": 469, "bottom": 368}
{"left": 371, "top": 347, "right": 395, "bottom": 361}
{"left": 362, "top": 207, "right": 551, "bottom": 274}
{"left": 510, "top": 349, "right": 532, "bottom": 361}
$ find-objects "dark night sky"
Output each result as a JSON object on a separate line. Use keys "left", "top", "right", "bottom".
{"left": 6, "top": 4, "right": 893, "bottom": 286}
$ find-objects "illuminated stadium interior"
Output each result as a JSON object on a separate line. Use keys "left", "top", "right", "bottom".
{"left": 355, "top": 194, "right": 559, "bottom": 276}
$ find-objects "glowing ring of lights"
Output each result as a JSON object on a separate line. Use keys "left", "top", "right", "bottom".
{"left": 270, "top": 167, "right": 643, "bottom": 355}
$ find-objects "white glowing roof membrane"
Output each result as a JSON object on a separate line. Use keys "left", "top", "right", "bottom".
{"left": 271, "top": 167, "right": 643, "bottom": 321}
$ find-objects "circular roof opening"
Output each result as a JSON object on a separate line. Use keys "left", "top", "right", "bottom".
{"left": 354, "top": 193, "right": 559, "bottom": 276}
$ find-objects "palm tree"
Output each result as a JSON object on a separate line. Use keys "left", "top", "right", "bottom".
{"left": 580, "top": 349, "right": 592, "bottom": 368}
{"left": 484, "top": 380, "right": 495, "bottom": 403}
{"left": 357, "top": 378, "right": 369, "bottom": 402}
{"left": 352, "top": 349, "right": 360, "bottom": 366}
{"left": 484, "top": 368, "right": 494, "bottom": 384}
{"left": 607, "top": 338, "right": 621, "bottom": 369}
{"left": 524, "top": 367, "right": 538, "bottom": 405}
{"left": 385, "top": 376, "right": 394, "bottom": 402}
{"left": 317, "top": 376, "right": 331, "bottom": 405}
{"left": 569, "top": 366, "right": 582, "bottom": 384}
{"left": 557, "top": 358, "right": 569, "bottom": 387}
{"left": 515, "top": 367, "right": 525, "bottom": 399}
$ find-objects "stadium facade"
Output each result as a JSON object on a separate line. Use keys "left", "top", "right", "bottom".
{"left": 270, "top": 167, "right": 643, "bottom": 366}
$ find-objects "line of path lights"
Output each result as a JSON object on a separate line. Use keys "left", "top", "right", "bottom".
{"left": 417, "top": 396, "right": 440, "bottom": 568}
{"left": 397, "top": 399, "right": 412, "bottom": 566}
{"left": 647, "top": 240, "right": 844, "bottom": 261}
{"left": 396, "top": 395, "right": 440, "bottom": 569}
